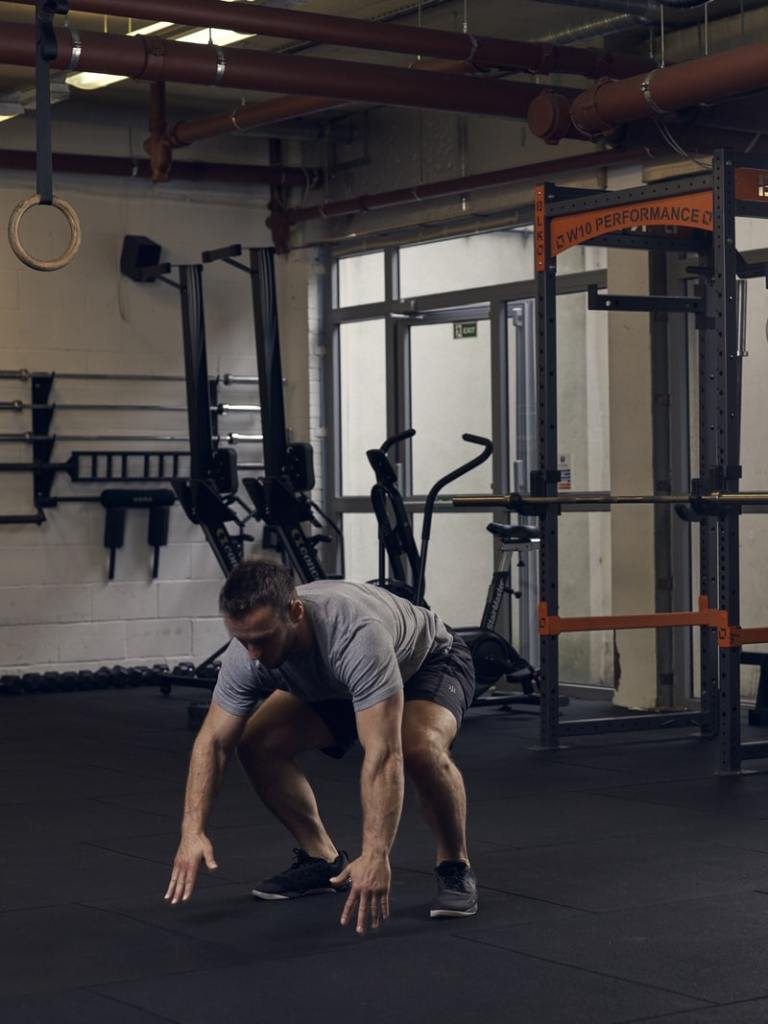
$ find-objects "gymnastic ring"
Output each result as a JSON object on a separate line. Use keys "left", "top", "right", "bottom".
{"left": 7, "top": 193, "right": 81, "bottom": 272}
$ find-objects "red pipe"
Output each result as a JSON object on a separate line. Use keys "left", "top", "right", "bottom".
{"left": 8, "top": 0, "right": 654, "bottom": 79}
{"left": 530, "top": 41, "right": 768, "bottom": 141}
{"left": 283, "top": 148, "right": 646, "bottom": 226}
{"left": 0, "top": 23, "right": 579, "bottom": 120}
{"left": 171, "top": 96, "right": 343, "bottom": 147}
{"left": 0, "top": 148, "right": 319, "bottom": 185}
{"left": 170, "top": 59, "right": 477, "bottom": 148}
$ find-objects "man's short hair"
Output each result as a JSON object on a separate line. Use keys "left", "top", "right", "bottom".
{"left": 219, "top": 557, "right": 297, "bottom": 620}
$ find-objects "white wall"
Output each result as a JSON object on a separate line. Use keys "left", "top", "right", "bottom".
{"left": 0, "top": 173, "right": 277, "bottom": 676}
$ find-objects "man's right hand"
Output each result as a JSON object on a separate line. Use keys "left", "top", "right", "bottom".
{"left": 165, "top": 832, "right": 218, "bottom": 905}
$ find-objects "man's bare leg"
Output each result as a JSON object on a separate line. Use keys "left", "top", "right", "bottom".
{"left": 237, "top": 691, "right": 338, "bottom": 862}
{"left": 401, "top": 700, "right": 469, "bottom": 865}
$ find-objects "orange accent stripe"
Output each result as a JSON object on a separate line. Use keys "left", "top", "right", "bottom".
{"left": 534, "top": 184, "right": 546, "bottom": 272}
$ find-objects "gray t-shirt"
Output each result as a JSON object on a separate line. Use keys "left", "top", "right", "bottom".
{"left": 212, "top": 580, "right": 452, "bottom": 718}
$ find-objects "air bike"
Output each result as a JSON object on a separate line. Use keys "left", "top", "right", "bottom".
{"left": 368, "top": 430, "right": 561, "bottom": 710}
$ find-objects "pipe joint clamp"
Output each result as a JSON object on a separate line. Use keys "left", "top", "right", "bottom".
{"left": 641, "top": 69, "right": 670, "bottom": 116}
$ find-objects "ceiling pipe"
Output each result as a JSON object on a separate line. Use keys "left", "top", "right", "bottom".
{"left": 7, "top": 0, "right": 655, "bottom": 79}
{"left": 0, "top": 23, "right": 585, "bottom": 121}
{"left": 531, "top": 0, "right": 655, "bottom": 18}
{"left": 166, "top": 23, "right": 647, "bottom": 157}
{"left": 283, "top": 147, "right": 647, "bottom": 227}
{"left": 170, "top": 58, "right": 478, "bottom": 148}
{"left": 280, "top": 116, "right": 768, "bottom": 237}
{"left": 0, "top": 148, "right": 318, "bottom": 185}
{"left": 528, "top": 41, "right": 768, "bottom": 142}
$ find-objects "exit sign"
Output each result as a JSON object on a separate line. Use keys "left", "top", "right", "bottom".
{"left": 453, "top": 321, "right": 478, "bottom": 338}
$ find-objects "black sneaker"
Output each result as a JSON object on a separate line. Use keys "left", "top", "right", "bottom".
{"left": 251, "top": 848, "right": 349, "bottom": 901}
{"left": 430, "top": 860, "right": 479, "bottom": 919}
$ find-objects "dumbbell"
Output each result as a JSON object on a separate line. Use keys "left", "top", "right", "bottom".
{"left": 0, "top": 675, "right": 22, "bottom": 696}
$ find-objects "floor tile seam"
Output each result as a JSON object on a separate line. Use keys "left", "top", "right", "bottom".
{"left": 468, "top": 827, "right": 732, "bottom": 855}
{"left": 76, "top": 988, "right": 184, "bottom": 1024}
{"left": 73, "top": 900, "right": 259, "bottom": 954}
{"left": 569, "top": 774, "right": 723, "bottom": 798}
{"left": 464, "top": 831, "right": 768, "bottom": 857}
{"left": 703, "top": 838, "right": 768, "bottom": 858}
{"left": 616, "top": 991, "right": 768, "bottom": 1024}
{"left": 0, "top": 797, "right": 177, "bottom": 820}
{"left": 80, "top": 840, "right": 193, "bottom": 871}
{"left": 89, "top": 797, "right": 180, "bottom": 819}
{"left": 465, "top": 774, "right": 716, "bottom": 803}
{"left": 549, "top": 884, "right": 768, "bottom": 916}
{"left": 81, "top": 910, "right": 423, "bottom": 970}
{"left": 0, "top": 900, "right": 75, "bottom": 916}
{"left": 541, "top": 761, "right": 710, "bottom": 783}
{"left": 452, "top": 934, "right": 718, "bottom": 1006}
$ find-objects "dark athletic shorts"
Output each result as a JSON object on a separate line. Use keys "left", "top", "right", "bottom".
{"left": 310, "top": 632, "right": 476, "bottom": 759}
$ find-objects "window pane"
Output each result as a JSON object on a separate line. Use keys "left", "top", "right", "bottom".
{"left": 341, "top": 513, "right": 380, "bottom": 584}
{"left": 338, "top": 251, "right": 385, "bottom": 308}
{"left": 399, "top": 229, "right": 533, "bottom": 298}
{"left": 412, "top": 512, "right": 494, "bottom": 626}
{"left": 410, "top": 320, "right": 493, "bottom": 495}
{"left": 339, "top": 319, "right": 387, "bottom": 495}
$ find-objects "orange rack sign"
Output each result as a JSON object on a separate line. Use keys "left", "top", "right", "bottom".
{"left": 536, "top": 189, "right": 714, "bottom": 270}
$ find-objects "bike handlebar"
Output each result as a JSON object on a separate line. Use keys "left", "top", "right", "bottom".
{"left": 380, "top": 428, "right": 416, "bottom": 455}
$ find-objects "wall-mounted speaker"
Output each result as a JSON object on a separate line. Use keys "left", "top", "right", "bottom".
{"left": 120, "top": 235, "right": 162, "bottom": 282}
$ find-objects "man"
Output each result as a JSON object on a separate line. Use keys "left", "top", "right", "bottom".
{"left": 165, "top": 557, "right": 478, "bottom": 934}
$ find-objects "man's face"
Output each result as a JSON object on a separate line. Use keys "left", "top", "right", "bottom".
{"left": 225, "top": 602, "right": 303, "bottom": 670}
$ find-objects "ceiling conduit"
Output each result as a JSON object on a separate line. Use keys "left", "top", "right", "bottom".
{"left": 529, "top": 40, "right": 768, "bottom": 142}
{"left": 283, "top": 147, "right": 647, "bottom": 227}
{"left": 0, "top": 22, "right": 581, "bottom": 121}
{"left": 0, "top": 148, "right": 315, "bottom": 184}
{"left": 7, "top": 0, "right": 655, "bottom": 79}
{"left": 169, "top": 58, "right": 478, "bottom": 149}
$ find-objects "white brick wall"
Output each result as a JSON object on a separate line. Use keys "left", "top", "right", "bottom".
{"left": 0, "top": 174, "right": 298, "bottom": 675}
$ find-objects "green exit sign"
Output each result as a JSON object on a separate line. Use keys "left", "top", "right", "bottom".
{"left": 453, "top": 321, "right": 478, "bottom": 339}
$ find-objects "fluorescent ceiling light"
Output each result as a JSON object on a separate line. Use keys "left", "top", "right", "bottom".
{"left": 0, "top": 100, "right": 25, "bottom": 124}
{"left": 176, "top": 28, "right": 252, "bottom": 46}
{"left": 66, "top": 70, "right": 126, "bottom": 90}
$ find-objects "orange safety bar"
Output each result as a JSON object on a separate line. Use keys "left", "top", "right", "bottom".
{"left": 539, "top": 598, "right": 768, "bottom": 649}
{"left": 721, "top": 626, "right": 768, "bottom": 649}
{"left": 539, "top": 596, "right": 727, "bottom": 638}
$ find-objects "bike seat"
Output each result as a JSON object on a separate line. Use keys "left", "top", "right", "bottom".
{"left": 486, "top": 523, "right": 541, "bottom": 543}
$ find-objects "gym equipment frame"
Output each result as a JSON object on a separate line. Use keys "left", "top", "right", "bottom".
{"left": 203, "top": 244, "right": 340, "bottom": 583}
{"left": 457, "top": 150, "right": 768, "bottom": 773}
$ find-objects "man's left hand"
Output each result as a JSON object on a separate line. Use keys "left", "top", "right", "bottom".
{"left": 331, "top": 853, "right": 391, "bottom": 934}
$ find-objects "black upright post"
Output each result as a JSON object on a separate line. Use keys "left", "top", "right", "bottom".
{"left": 535, "top": 184, "right": 561, "bottom": 749}
{"left": 712, "top": 152, "right": 742, "bottom": 774}
{"left": 249, "top": 248, "right": 288, "bottom": 479}
{"left": 649, "top": 249, "right": 675, "bottom": 709}
{"left": 179, "top": 264, "right": 215, "bottom": 484}
{"left": 699, "top": 272, "right": 720, "bottom": 740}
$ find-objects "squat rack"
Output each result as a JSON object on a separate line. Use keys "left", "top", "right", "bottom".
{"left": 456, "top": 150, "right": 768, "bottom": 773}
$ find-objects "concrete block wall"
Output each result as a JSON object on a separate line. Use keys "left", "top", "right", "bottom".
{"left": 0, "top": 171, "right": 281, "bottom": 676}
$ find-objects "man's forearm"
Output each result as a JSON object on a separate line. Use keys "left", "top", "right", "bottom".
{"left": 181, "top": 734, "right": 228, "bottom": 835}
{"left": 360, "top": 750, "right": 404, "bottom": 857}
